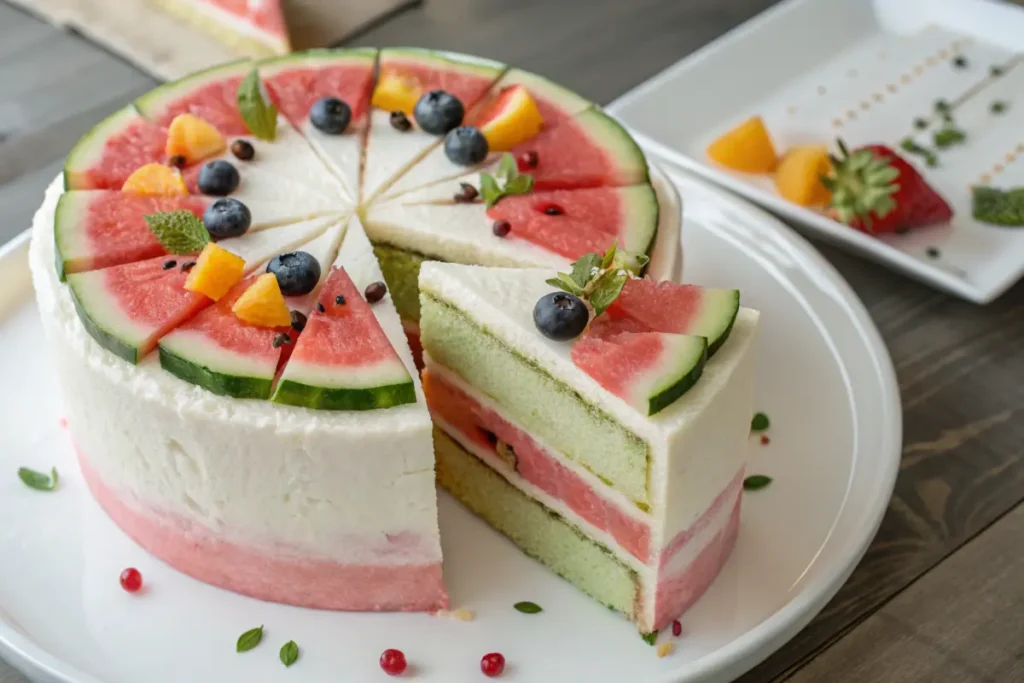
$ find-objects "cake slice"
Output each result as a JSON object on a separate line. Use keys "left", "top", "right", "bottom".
{"left": 419, "top": 262, "right": 758, "bottom": 633}
{"left": 146, "top": 0, "right": 291, "bottom": 58}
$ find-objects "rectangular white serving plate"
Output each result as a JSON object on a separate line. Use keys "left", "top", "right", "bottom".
{"left": 609, "top": 0, "right": 1024, "bottom": 304}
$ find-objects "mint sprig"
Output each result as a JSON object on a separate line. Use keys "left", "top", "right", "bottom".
{"left": 545, "top": 243, "right": 649, "bottom": 317}
{"left": 236, "top": 625, "right": 263, "bottom": 653}
{"left": 18, "top": 466, "right": 58, "bottom": 492}
{"left": 144, "top": 211, "right": 210, "bottom": 254}
{"left": 479, "top": 153, "right": 534, "bottom": 208}
{"left": 237, "top": 69, "right": 277, "bottom": 141}
{"left": 743, "top": 475, "right": 773, "bottom": 491}
{"left": 279, "top": 640, "right": 299, "bottom": 667}
{"left": 513, "top": 601, "right": 543, "bottom": 614}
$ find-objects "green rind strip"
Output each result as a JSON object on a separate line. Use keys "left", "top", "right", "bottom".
{"left": 435, "top": 427, "right": 638, "bottom": 618}
{"left": 371, "top": 242, "right": 432, "bottom": 322}
{"left": 257, "top": 47, "right": 377, "bottom": 73}
{"left": 647, "top": 336, "right": 707, "bottom": 416}
{"left": 63, "top": 105, "right": 140, "bottom": 190}
{"left": 421, "top": 293, "right": 650, "bottom": 505}
{"left": 271, "top": 378, "right": 416, "bottom": 411}
{"left": 134, "top": 59, "right": 252, "bottom": 120}
{"left": 578, "top": 107, "right": 650, "bottom": 185}
{"left": 67, "top": 278, "right": 139, "bottom": 364}
{"left": 158, "top": 345, "right": 273, "bottom": 399}
{"left": 380, "top": 47, "right": 507, "bottom": 82}
{"left": 701, "top": 290, "right": 741, "bottom": 357}
{"left": 618, "top": 184, "right": 660, "bottom": 257}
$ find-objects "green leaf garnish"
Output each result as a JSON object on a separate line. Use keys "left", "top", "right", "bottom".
{"left": 236, "top": 625, "right": 263, "bottom": 653}
{"left": 751, "top": 412, "right": 770, "bottom": 431}
{"left": 743, "top": 475, "right": 773, "bottom": 491}
{"left": 545, "top": 243, "right": 649, "bottom": 323}
{"left": 991, "top": 100, "right": 1008, "bottom": 115}
{"left": 144, "top": 211, "right": 210, "bottom": 254}
{"left": 545, "top": 273, "right": 584, "bottom": 296}
{"left": 514, "top": 601, "right": 543, "bottom": 614}
{"left": 279, "top": 640, "right": 299, "bottom": 667}
{"left": 570, "top": 253, "right": 601, "bottom": 289}
{"left": 18, "top": 466, "right": 58, "bottom": 492}
{"left": 479, "top": 153, "right": 534, "bottom": 208}
{"left": 933, "top": 125, "right": 966, "bottom": 149}
{"left": 237, "top": 69, "right": 277, "bottom": 141}
{"left": 641, "top": 630, "right": 658, "bottom": 646}
{"left": 898, "top": 138, "right": 938, "bottom": 168}
{"left": 589, "top": 268, "right": 628, "bottom": 317}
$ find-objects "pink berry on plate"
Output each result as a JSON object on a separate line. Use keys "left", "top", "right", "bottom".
{"left": 119, "top": 567, "right": 142, "bottom": 593}
{"left": 480, "top": 652, "right": 506, "bottom": 677}
{"left": 380, "top": 648, "right": 407, "bottom": 676}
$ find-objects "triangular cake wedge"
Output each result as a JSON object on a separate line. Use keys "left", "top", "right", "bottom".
{"left": 418, "top": 262, "right": 758, "bottom": 633}
{"left": 147, "top": 0, "right": 291, "bottom": 57}
{"left": 272, "top": 218, "right": 416, "bottom": 411}
{"left": 360, "top": 49, "right": 506, "bottom": 204}
{"left": 260, "top": 49, "right": 377, "bottom": 203}
{"left": 160, "top": 219, "right": 348, "bottom": 398}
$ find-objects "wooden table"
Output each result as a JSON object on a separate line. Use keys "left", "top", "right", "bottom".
{"left": 2, "top": 1, "right": 1023, "bottom": 681}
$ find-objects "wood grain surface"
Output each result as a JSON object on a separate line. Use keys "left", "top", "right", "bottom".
{"left": 2, "top": 0, "right": 1023, "bottom": 681}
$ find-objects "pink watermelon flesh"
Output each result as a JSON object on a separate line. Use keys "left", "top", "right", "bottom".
{"left": 379, "top": 55, "right": 497, "bottom": 112}
{"left": 150, "top": 75, "right": 250, "bottom": 136}
{"left": 265, "top": 63, "right": 375, "bottom": 126}
{"left": 485, "top": 186, "right": 657, "bottom": 260}
{"left": 57, "top": 192, "right": 209, "bottom": 277}
{"left": 68, "top": 120, "right": 168, "bottom": 191}
{"left": 205, "top": 0, "right": 288, "bottom": 39}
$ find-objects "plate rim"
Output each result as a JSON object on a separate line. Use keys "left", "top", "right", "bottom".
{"left": 0, "top": 166, "right": 901, "bottom": 683}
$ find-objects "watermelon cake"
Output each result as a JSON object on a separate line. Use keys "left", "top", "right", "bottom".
{"left": 419, "top": 261, "right": 758, "bottom": 633}
{"left": 28, "top": 48, "right": 687, "bottom": 615}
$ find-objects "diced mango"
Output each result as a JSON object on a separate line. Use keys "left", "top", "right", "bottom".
{"left": 232, "top": 273, "right": 291, "bottom": 327}
{"left": 775, "top": 146, "right": 833, "bottom": 206}
{"left": 185, "top": 243, "right": 246, "bottom": 301}
{"left": 371, "top": 72, "right": 423, "bottom": 115}
{"left": 121, "top": 163, "right": 188, "bottom": 196}
{"left": 706, "top": 116, "right": 779, "bottom": 173}
{"left": 166, "top": 113, "right": 226, "bottom": 164}
{"left": 479, "top": 85, "right": 545, "bottom": 152}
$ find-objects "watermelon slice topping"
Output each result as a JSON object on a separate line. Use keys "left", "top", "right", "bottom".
{"left": 272, "top": 267, "right": 416, "bottom": 411}
{"left": 261, "top": 49, "right": 377, "bottom": 128}
{"left": 135, "top": 60, "right": 254, "bottom": 136}
{"left": 473, "top": 67, "right": 592, "bottom": 127}
{"left": 64, "top": 105, "right": 169, "bottom": 191}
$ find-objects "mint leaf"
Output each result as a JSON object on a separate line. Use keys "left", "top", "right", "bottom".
{"left": 513, "top": 601, "right": 543, "bottom": 614}
{"left": 570, "top": 253, "right": 601, "bottom": 289}
{"left": 237, "top": 69, "right": 277, "bottom": 141}
{"left": 504, "top": 173, "right": 534, "bottom": 196}
{"left": 479, "top": 172, "right": 502, "bottom": 207}
{"left": 600, "top": 242, "right": 618, "bottom": 270}
{"left": 479, "top": 153, "right": 534, "bottom": 208}
{"left": 279, "top": 640, "right": 299, "bottom": 667}
{"left": 18, "top": 466, "right": 58, "bottom": 492}
{"left": 641, "top": 630, "right": 658, "bottom": 646}
{"left": 236, "top": 625, "right": 263, "bottom": 653}
{"left": 545, "top": 274, "right": 583, "bottom": 296}
{"left": 498, "top": 152, "right": 517, "bottom": 180}
{"left": 144, "top": 211, "right": 210, "bottom": 254}
{"left": 611, "top": 250, "right": 649, "bottom": 275}
{"left": 743, "top": 475, "right": 773, "bottom": 491}
{"left": 751, "top": 412, "right": 770, "bottom": 431}
{"left": 589, "top": 269, "right": 628, "bottom": 317}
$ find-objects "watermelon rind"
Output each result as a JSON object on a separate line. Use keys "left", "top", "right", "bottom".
{"left": 494, "top": 68, "right": 593, "bottom": 119}
{"left": 575, "top": 107, "right": 649, "bottom": 186}
{"left": 66, "top": 270, "right": 150, "bottom": 364}
{"left": 644, "top": 334, "right": 708, "bottom": 416}
{"left": 159, "top": 339, "right": 274, "bottom": 400}
{"left": 53, "top": 192, "right": 91, "bottom": 282}
{"left": 696, "top": 289, "right": 741, "bottom": 357}
{"left": 63, "top": 105, "right": 145, "bottom": 191}
{"left": 380, "top": 47, "right": 507, "bottom": 83}
{"left": 616, "top": 184, "right": 660, "bottom": 258}
{"left": 257, "top": 47, "right": 377, "bottom": 76}
{"left": 272, "top": 357, "right": 416, "bottom": 411}
{"left": 134, "top": 58, "right": 253, "bottom": 121}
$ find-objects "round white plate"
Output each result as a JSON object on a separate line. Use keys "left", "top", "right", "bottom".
{"left": 0, "top": 166, "right": 900, "bottom": 683}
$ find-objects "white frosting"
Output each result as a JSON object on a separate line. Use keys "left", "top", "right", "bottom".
{"left": 31, "top": 178, "right": 441, "bottom": 565}
{"left": 361, "top": 109, "right": 441, "bottom": 203}
{"left": 299, "top": 119, "right": 364, "bottom": 205}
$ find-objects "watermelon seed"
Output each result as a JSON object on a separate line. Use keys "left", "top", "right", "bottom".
{"left": 272, "top": 333, "right": 291, "bottom": 349}
{"left": 231, "top": 139, "right": 255, "bottom": 161}
{"left": 364, "top": 281, "right": 387, "bottom": 303}
{"left": 335, "top": 295, "right": 346, "bottom": 305}
{"left": 492, "top": 220, "right": 511, "bottom": 237}
{"left": 519, "top": 150, "right": 539, "bottom": 168}
{"left": 162, "top": 259, "right": 177, "bottom": 270}
{"left": 481, "top": 429, "right": 498, "bottom": 445}
{"left": 316, "top": 302, "right": 326, "bottom": 313}
{"left": 454, "top": 183, "right": 478, "bottom": 203}
{"left": 543, "top": 204, "right": 564, "bottom": 216}
{"left": 181, "top": 261, "right": 196, "bottom": 272}
{"left": 167, "top": 155, "right": 186, "bottom": 168}
{"left": 290, "top": 310, "right": 307, "bottom": 332}
{"left": 390, "top": 111, "right": 412, "bottom": 132}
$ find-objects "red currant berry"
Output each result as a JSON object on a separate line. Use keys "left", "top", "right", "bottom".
{"left": 119, "top": 568, "right": 143, "bottom": 593}
{"left": 380, "top": 649, "right": 407, "bottom": 676}
{"left": 672, "top": 619, "right": 682, "bottom": 637}
{"left": 480, "top": 652, "right": 505, "bottom": 677}
{"left": 760, "top": 434, "right": 771, "bottom": 446}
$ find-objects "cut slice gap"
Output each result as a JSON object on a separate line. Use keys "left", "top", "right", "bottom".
{"left": 64, "top": 105, "right": 169, "bottom": 191}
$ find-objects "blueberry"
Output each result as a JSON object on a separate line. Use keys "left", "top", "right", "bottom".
{"left": 414, "top": 90, "right": 464, "bottom": 135}
{"left": 267, "top": 251, "right": 321, "bottom": 296}
{"left": 203, "top": 198, "right": 251, "bottom": 238}
{"left": 533, "top": 292, "right": 589, "bottom": 341}
{"left": 310, "top": 97, "right": 352, "bottom": 135}
{"left": 197, "top": 160, "right": 240, "bottom": 196}
{"left": 444, "top": 126, "right": 489, "bottom": 166}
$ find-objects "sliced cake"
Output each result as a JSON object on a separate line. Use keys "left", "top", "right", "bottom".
{"left": 146, "top": 0, "right": 291, "bottom": 57}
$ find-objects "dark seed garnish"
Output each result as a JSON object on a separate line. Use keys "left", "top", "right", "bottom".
{"left": 231, "top": 139, "right": 255, "bottom": 161}
{"left": 316, "top": 302, "right": 326, "bottom": 313}
{"left": 453, "top": 182, "right": 479, "bottom": 203}
{"left": 543, "top": 205, "right": 563, "bottom": 216}
{"left": 390, "top": 111, "right": 412, "bottom": 132}
{"left": 492, "top": 219, "right": 511, "bottom": 237}
{"left": 926, "top": 246, "right": 941, "bottom": 259}
{"left": 991, "top": 100, "right": 1008, "bottom": 115}
{"left": 952, "top": 55, "right": 968, "bottom": 69}
{"left": 168, "top": 155, "right": 187, "bottom": 168}
{"left": 991, "top": 65, "right": 1005, "bottom": 77}
{"left": 290, "top": 310, "right": 307, "bottom": 332}
{"left": 162, "top": 259, "right": 177, "bottom": 270}
{"left": 364, "top": 281, "right": 387, "bottom": 303}
{"left": 272, "top": 333, "right": 291, "bottom": 349}
{"left": 335, "top": 295, "right": 346, "bottom": 305}
{"left": 913, "top": 117, "right": 928, "bottom": 130}
{"left": 934, "top": 99, "right": 950, "bottom": 114}
{"left": 520, "top": 150, "right": 539, "bottom": 168}
{"left": 483, "top": 429, "right": 498, "bottom": 445}
{"left": 181, "top": 261, "right": 196, "bottom": 272}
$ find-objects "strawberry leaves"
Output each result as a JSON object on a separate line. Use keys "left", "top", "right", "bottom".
{"left": 545, "top": 243, "right": 649, "bottom": 317}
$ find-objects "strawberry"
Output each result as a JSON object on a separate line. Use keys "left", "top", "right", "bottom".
{"left": 822, "top": 140, "right": 953, "bottom": 234}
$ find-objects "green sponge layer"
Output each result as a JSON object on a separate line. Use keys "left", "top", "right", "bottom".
{"left": 435, "top": 428, "right": 639, "bottom": 617}
{"left": 421, "top": 294, "right": 650, "bottom": 506}
{"left": 372, "top": 242, "right": 431, "bottom": 323}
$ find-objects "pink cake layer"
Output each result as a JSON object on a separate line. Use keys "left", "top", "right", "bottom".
{"left": 77, "top": 446, "right": 448, "bottom": 611}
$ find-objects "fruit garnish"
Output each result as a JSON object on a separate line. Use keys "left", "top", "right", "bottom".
{"left": 144, "top": 210, "right": 211, "bottom": 254}
{"left": 279, "top": 641, "right": 299, "bottom": 667}
{"left": 478, "top": 85, "right": 545, "bottom": 151}
{"left": 310, "top": 97, "right": 352, "bottom": 135}
{"left": 657, "top": 642, "right": 675, "bottom": 658}
{"left": 237, "top": 69, "right": 277, "bottom": 141}
{"left": 380, "top": 648, "right": 408, "bottom": 676}
{"left": 233, "top": 273, "right": 292, "bottom": 327}
{"left": 933, "top": 124, "right": 966, "bottom": 149}
{"left": 751, "top": 411, "right": 770, "bottom": 431}
{"left": 672, "top": 620, "right": 682, "bottom": 637}
{"left": 545, "top": 243, "right": 649, "bottom": 317}
{"left": 415, "top": 90, "right": 465, "bottom": 135}
{"left": 372, "top": 72, "right": 422, "bottom": 115}
{"left": 267, "top": 251, "right": 321, "bottom": 296}
{"left": 231, "top": 139, "right": 255, "bottom": 160}
{"left": 899, "top": 138, "right": 938, "bottom": 168}
{"left": 972, "top": 186, "right": 1024, "bottom": 226}
{"left": 236, "top": 626, "right": 264, "bottom": 653}
{"left": 204, "top": 198, "right": 252, "bottom": 239}
{"left": 774, "top": 145, "right": 832, "bottom": 206}
{"left": 17, "top": 466, "right": 58, "bottom": 492}
{"left": 743, "top": 475, "right": 773, "bottom": 491}
{"left": 533, "top": 291, "right": 589, "bottom": 341}
{"left": 119, "top": 567, "right": 143, "bottom": 593}
{"left": 122, "top": 163, "right": 188, "bottom": 196}
{"left": 491, "top": 219, "right": 511, "bottom": 237}
{"left": 165, "top": 113, "right": 226, "bottom": 164}
{"left": 513, "top": 601, "right": 543, "bottom": 614}
{"left": 479, "top": 153, "right": 534, "bottom": 207}
{"left": 445, "top": 126, "right": 489, "bottom": 166}
{"left": 706, "top": 115, "right": 778, "bottom": 173}
{"left": 389, "top": 111, "right": 412, "bottom": 131}
{"left": 197, "top": 160, "right": 240, "bottom": 196}
{"left": 991, "top": 100, "right": 1009, "bottom": 115}
{"left": 481, "top": 652, "right": 506, "bottom": 677}
{"left": 185, "top": 243, "right": 246, "bottom": 301}
{"left": 364, "top": 281, "right": 387, "bottom": 303}
{"left": 822, "top": 140, "right": 952, "bottom": 233}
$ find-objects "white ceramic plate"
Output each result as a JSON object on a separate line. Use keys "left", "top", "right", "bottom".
{"left": 609, "top": 0, "right": 1024, "bottom": 304}
{"left": 0, "top": 164, "right": 900, "bottom": 683}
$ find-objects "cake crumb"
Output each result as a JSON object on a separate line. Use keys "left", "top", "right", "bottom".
{"left": 434, "top": 608, "right": 475, "bottom": 621}
{"left": 657, "top": 642, "right": 675, "bottom": 658}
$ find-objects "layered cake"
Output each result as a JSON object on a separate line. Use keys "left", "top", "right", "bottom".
{"left": 29, "top": 48, "right": 684, "bottom": 613}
